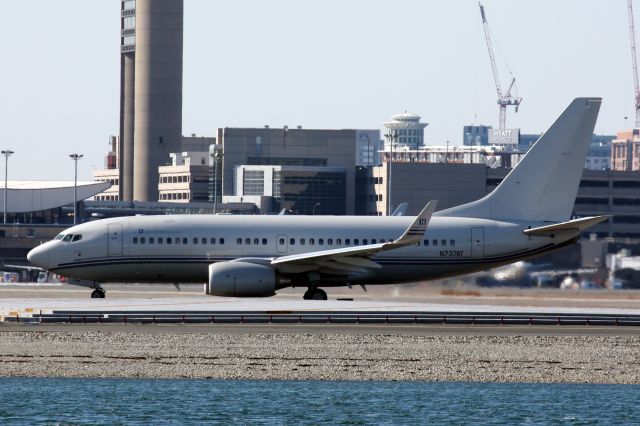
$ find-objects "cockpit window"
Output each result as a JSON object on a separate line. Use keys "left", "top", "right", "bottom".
{"left": 63, "top": 234, "right": 73, "bottom": 242}
{"left": 72, "top": 234, "right": 83, "bottom": 242}
{"left": 54, "top": 234, "right": 65, "bottom": 240}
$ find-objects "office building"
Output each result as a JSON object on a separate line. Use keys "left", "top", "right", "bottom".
{"left": 224, "top": 165, "right": 347, "bottom": 215}
{"left": 611, "top": 129, "right": 640, "bottom": 171}
{"left": 218, "top": 127, "right": 376, "bottom": 215}
{"left": 158, "top": 151, "right": 211, "bottom": 203}
{"left": 94, "top": 135, "right": 213, "bottom": 202}
{"left": 585, "top": 141, "right": 612, "bottom": 171}
{"left": 463, "top": 125, "right": 491, "bottom": 146}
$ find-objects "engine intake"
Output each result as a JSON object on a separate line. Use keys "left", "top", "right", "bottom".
{"left": 207, "top": 261, "right": 277, "bottom": 297}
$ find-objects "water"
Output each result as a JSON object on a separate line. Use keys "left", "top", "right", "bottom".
{"left": 0, "top": 378, "right": 638, "bottom": 425}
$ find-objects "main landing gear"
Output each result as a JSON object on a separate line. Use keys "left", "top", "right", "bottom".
{"left": 90, "top": 287, "right": 106, "bottom": 299}
{"left": 303, "top": 288, "right": 327, "bottom": 300}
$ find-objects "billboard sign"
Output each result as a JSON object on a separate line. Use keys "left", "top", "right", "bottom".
{"left": 489, "top": 128, "right": 520, "bottom": 146}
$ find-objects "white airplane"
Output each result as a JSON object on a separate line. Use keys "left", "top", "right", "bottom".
{"left": 28, "top": 98, "right": 607, "bottom": 300}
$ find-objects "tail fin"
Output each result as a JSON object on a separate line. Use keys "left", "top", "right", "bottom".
{"left": 441, "top": 97, "right": 601, "bottom": 222}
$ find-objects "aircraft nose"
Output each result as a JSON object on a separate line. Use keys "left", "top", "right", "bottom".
{"left": 27, "top": 244, "right": 51, "bottom": 269}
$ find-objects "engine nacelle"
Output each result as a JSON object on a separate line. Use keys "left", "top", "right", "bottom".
{"left": 207, "top": 261, "right": 277, "bottom": 297}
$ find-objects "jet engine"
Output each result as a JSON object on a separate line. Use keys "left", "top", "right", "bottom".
{"left": 207, "top": 261, "right": 277, "bottom": 297}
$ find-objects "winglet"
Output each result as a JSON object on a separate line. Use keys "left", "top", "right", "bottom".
{"left": 391, "top": 202, "right": 409, "bottom": 216}
{"left": 392, "top": 200, "right": 437, "bottom": 247}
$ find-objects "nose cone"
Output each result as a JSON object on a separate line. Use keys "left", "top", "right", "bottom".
{"left": 27, "top": 244, "right": 51, "bottom": 269}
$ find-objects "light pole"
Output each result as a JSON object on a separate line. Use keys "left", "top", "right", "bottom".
{"left": 1, "top": 150, "right": 14, "bottom": 224}
{"left": 69, "top": 153, "right": 83, "bottom": 225}
{"left": 313, "top": 202, "right": 320, "bottom": 215}
{"left": 445, "top": 140, "right": 450, "bottom": 163}
{"left": 387, "top": 131, "right": 397, "bottom": 215}
{"left": 212, "top": 150, "right": 222, "bottom": 213}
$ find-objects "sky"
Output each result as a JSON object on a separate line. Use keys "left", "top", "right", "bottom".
{"left": 0, "top": 0, "right": 633, "bottom": 180}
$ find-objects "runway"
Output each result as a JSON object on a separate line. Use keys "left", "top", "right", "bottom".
{"left": 2, "top": 284, "right": 640, "bottom": 329}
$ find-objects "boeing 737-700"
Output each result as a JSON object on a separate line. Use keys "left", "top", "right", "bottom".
{"left": 28, "top": 98, "right": 607, "bottom": 299}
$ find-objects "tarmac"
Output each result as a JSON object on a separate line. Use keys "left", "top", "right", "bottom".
{"left": 2, "top": 282, "right": 640, "bottom": 317}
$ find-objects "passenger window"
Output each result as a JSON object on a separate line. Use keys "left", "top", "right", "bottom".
{"left": 220, "top": 238, "right": 225, "bottom": 244}
{"left": 262, "top": 238, "right": 268, "bottom": 245}
{"left": 149, "top": 237, "right": 154, "bottom": 244}
{"left": 132, "top": 237, "right": 138, "bottom": 244}
{"left": 237, "top": 238, "right": 242, "bottom": 245}
{"left": 210, "top": 238, "right": 216, "bottom": 244}
{"left": 254, "top": 238, "right": 259, "bottom": 245}
{"left": 175, "top": 238, "right": 181, "bottom": 245}
{"left": 245, "top": 238, "right": 251, "bottom": 245}
{"left": 319, "top": 238, "right": 324, "bottom": 245}
{"left": 140, "top": 237, "right": 145, "bottom": 244}
{"left": 158, "top": 237, "right": 163, "bottom": 244}
{"left": 345, "top": 239, "right": 350, "bottom": 245}
{"left": 327, "top": 238, "right": 333, "bottom": 245}
{"left": 72, "top": 235, "right": 82, "bottom": 242}
{"left": 433, "top": 240, "right": 437, "bottom": 246}
{"left": 450, "top": 239, "right": 455, "bottom": 246}
{"left": 309, "top": 238, "right": 315, "bottom": 245}
{"left": 423, "top": 239, "right": 429, "bottom": 246}
{"left": 202, "top": 238, "right": 207, "bottom": 245}
{"left": 167, "top": 237, "right": 172, "bottom": 244}
{"left": 193, "top": 237, "right": 198, "bottom": 244}
{"left": 279, "top": 238, "right": 285, "bottom": 245}
{"left": 441, "top": 239, "right": 446, "bottom": 246}
{"left": 372, "top": 239, "right": 377, "bottom": 244}
{"left": 336, "top": 239, "right": 342, "bottom": 245}
{"left": 290, "top": 238, "right": 295, "bottom": 245}
{"left": 183, "top": 237, "right": 188, "bottom": 245}
{"left": 354, "top": 239, "right": 359, "bottom": 245}
{"left": 363, "top": 239, "right": 368, "bottom": 245}
{"left": 300, "top": 238, "right": 306, "bottom": 245}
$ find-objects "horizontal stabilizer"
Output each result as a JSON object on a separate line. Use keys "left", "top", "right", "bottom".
{"left": 523, "top": 216, "right": 608, "bottom": 237}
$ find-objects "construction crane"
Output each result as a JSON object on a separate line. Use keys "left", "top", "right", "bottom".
{"left": 479, "top": 2, "right": 522, "bottom": 130}
{"left": 628, "top": 0, "right": 640, "bottom": 128}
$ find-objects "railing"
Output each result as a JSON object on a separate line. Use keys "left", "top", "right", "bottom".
{"left": 5, "top": 311, "right": 640, "bottom": 327}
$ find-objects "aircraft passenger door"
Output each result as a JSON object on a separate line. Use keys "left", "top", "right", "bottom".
{"left": 107, "top": 224, "right": 123, "bottom": 256}
{"left": 471, "top": 227, "right": 484, "bottom": 258}
{"left": 276, "top": 235, "right": 288, "bottom": 253}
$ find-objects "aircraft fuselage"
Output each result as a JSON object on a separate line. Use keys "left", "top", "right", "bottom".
{"left": 29, "top": 214, "right": 565, "bottom": 286}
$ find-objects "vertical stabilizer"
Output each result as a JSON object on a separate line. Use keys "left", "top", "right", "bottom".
{"left": 440, "top": 98, "right": 601, "bottom": 222}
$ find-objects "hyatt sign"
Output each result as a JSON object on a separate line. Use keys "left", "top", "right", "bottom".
{"left": 488, "top": 128, "right": 520, "bottom": 146}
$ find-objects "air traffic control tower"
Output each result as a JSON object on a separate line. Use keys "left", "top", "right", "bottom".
{"left": 119, "top": 0, "right": 184, "bottom": 201}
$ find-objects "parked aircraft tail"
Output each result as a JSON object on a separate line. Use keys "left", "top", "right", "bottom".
{"left": 440, "top": 97, "right": 601, "bottom": 222}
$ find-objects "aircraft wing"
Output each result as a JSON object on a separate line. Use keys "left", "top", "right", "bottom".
{"left": 269, "top": 201, "right": 436, "bottom": 274}
{"left": 523, "top": 215, "right": 608, "bottom": 237}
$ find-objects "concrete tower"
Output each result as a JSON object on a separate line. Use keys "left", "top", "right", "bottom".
{"left": 118, "top": 0, "right": 184, "bottom": 201}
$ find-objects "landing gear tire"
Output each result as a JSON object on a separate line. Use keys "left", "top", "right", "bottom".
{"left": 303, "top": 288, "right": 327, "bottom": 301}
{"left": 90, "top": 288, "right": 106, "bottom": 299}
